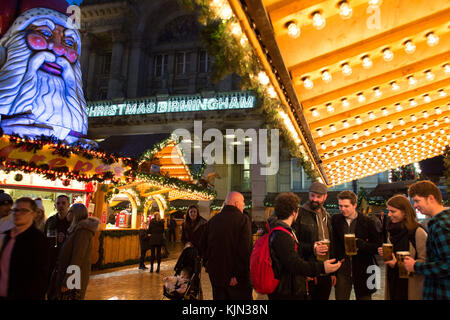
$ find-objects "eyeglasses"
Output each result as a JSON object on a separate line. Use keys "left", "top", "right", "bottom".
{"left": 11, "top": 208, "right": 32, "bottom": 213}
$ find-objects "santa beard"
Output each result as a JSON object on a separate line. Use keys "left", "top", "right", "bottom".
{"left": 0, "top": 30, "right": 87, "bottom": 142}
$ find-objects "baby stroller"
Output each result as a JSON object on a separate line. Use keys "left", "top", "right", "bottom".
{"left": 162, "top": 245, "right": 203, "bottom": 300}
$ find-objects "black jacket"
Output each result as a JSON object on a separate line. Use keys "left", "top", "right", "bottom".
{"left": 268, "top": 219, "right": 325, "bottom": 300}
{"left": 181, "top": 216, "right": 207, "bottom": 253}
{"left": 148, "top": 219, "right": 165, "bottom": 246}
{"left": 332, "top": 213, "right": 381, "bottom": 297}
{"left": 202, "top": 205, "right": 252, "bottom": 287}
{"left": 293, "top": 202, "right": 334, "bottom": 262}
{"left": 139, "top": 229, "right": 150, "bottom": 251}
{"left": 0, "top": 225, "right": 49, "bottom": 299}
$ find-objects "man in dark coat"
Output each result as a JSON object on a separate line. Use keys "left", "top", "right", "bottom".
{"left": 293, "top": 181, "right": 335, "bottom": 300}
{"left": 332, "top": 191, "right": 381, "bottom": 300}
{"left": 269, "top": 193, "right": 342, "bottom": 300}
{"left": 138, "top": 221, "right": 150, "bottom": 270}
{"left": 202, "top": 191, "right": 253, "bottom": 300}
{"left": 0, "top": 197, "right": 49, "bottom": 299}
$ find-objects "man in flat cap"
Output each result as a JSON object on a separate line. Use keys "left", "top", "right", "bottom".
{"left": 293, "top": 181, "right": 335, "bottom": 300}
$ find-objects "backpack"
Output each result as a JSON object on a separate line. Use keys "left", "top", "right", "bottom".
{"left": 250, "top": 226, "right": 297, "bottom": 295}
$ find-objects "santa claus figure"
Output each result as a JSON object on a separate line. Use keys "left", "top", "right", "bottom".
{"left": 0, "top": 0, "right": 87, "bottom": 144}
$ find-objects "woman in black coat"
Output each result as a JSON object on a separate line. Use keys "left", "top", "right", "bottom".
{"left": 181, "top": 205, "right": 207, "bottom": 256}
{"left": 148, "top": 213, "right": 165, "bottom": 273}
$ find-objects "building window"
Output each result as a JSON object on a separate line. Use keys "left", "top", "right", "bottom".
{"left": 291, "top": 158, "right": 312, "bottom": 191}
{"left": 153, "top": 54, "right": 168, "bottom": 77}
{"left": 175, "top": 52, "right": 191, "bottom": 74}
{"left": 242, "top": 156, "right": 251, "bottom": 191}
{"left": 198, "top": 50, "right": 210, "bottom": 73}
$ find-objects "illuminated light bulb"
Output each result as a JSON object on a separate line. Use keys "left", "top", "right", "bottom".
{"left": 343, "top": 148, "right": 348, "bottom": 154}
{"left": 373, "top": 87, "right": 382, "bottom": 98}
{"left": 408, "top": 76, "right": 417, "bottom": 86}
{"left": 231, "top": 23, "right": 242, "bottom": 36}
{"left": 423, "top": 111, "right": 429, "bottom": 118}
{"left": 440, "top": 128, "right": 445, "bottom": 134}
{"left": 303, "top": 76, "right": 314, "bottom": 89}
{"left": 399, "top": 118, "right": 405, "bottom": 126}
{"left": 425, "top": 70, "right": 435, "bottom": 81}
{"left": 321, "top": 143, "right": 326, "bottom": 150}
{"left": 375, "top": 126, "right": 381, "bottom": 133}
{"left": 391, "top": 81, "right": 400, "bottom": 91}
{"left": 382, "top": 48, "right": 394, "bottom": 61}
{"left": 395, "top": 103, "right": 403, "bottom": 112}
{"left": 362, "top": 142, "right": 368, "bottom": 148}
{"left": 421, "top": 135, "right": 426, "bottom": 140}
{"left": 219, "top": 5, "right": 233, "bottom": 20}
{"left": 404, "top": 40, "right": 416, "bottom": 54}
{"left": 433, "top": 120, "right": 439, "bottom": 127}
{"left": 401, "top": 130, "right": 407, "bottom": 136}
{"left": 339, "top": 1, "right": 352, "bottom": 19}
{"left": 326, "top": 103, "right": 335, "bottom": 113}
{"left": 267, "top": 86, "right": 277, "bottom": 98}
{"left": 434, "top": 107, "right": 442, "bottom": 115}
{"left": 240, "top": 35, "right": 248, "bottom": 45}
{"left": 258, "top": 71, "right": 270, "bottom": 85}
{"left": 312, "top": 11, "right": 326, "bottom": 30}
{"left": 364, "top": 129, "right": 370, "bottom": 137}
{"left": 331, "top": 139, "right": 337, "bottom": 147}
{"left": 423, "top": 94, "right": 431, "bottom": 103}
{"left": 343, "top": 120, "right": 349, "bottom": 128}
{"left": 342, "top": 136, "right": 348, "bottom": 143}
{"left": 287, "top": 21, "right": 300, "bottom": 39}
{"left": 357, "top": 92, "right": 366, "bottom": 103}
{"left": 445, "top": 117, "right": 450, "bottom": 123}
{"left": 317, "top": 129, "right": 324, "bottom": 137}
{"left": 387, "top": 122, "right": 393, "bottom": 129}
{"left": 412, "top": 126, "right": 418, "bottom": 133}
{"left": 330, "top": 124, "right": 337, "bottom": 132}
{"left": 372, "top": 139, "right": 377, "bottom": 145}
{"left": 353, "top": 133, "right": 359, "bottom": 140}
{"left": 382, "top": 107, "right": 388, "bottom": 116}
{"left": 352, "top": 145, "right": 358, "bottom": 151}
{"left": 409, "top": 99, "right": 417, "bottom": 107}
{"left": 341, "top": 63, "right": 352, "bottom": 76}
{"left": 444, "top": 64, "right": 450, "bottom": 74}
{"left": 369, "top": 112, "right": 375, "bottom": 120}
{"left": 333, "top": 150, "right": 339, "bottom": 156}
{"left": 382, "top": 136, "right": 387, "bottom": 142}
{"left": 426, "top": 32, "right": 439, "bottom": 47}
{"left": 311, "top": 108, "right": 320, "bottom": 117}
{"left": 341, "top": 98, "right": 350, "bottom": 107}
{"left": 392, "top": 133, "right": 397, "bottom": 139}
{"left": 355, "top": 116, "right": 362, "bottom": 125}
{"left": 439, "top": 89, "right": 447, "bottom": 97}
{"left": 362, "top": 55, "right": 373, "bottom": 69}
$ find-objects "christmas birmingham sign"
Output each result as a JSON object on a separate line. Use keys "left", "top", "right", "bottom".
{"left": 87, "top": 92, "right": 256, "bottom": 117}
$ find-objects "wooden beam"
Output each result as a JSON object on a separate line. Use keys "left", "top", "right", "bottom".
{"left": 266, "top": 0, "right": 329, "bottom": 20}
{"left": 314, "top": 96, "right": 450, "bottom": 144}
{"left": 301, "top": 51, "right": 450, "bottom": 110}
{"left": 289, "top": 8, "right": 450, "bottom": 76}
{"left": 309, "top": 78, "right": 450, "bottom": 130}
{"left": 141, "top": 188, "right": 172, "bottom": 198}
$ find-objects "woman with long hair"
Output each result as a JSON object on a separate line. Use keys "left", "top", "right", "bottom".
{"left": 181, "top": 205, "right": 207, "bottom": 254}
{"left": 51, "top": 203, "right": 99, "bottom": 299}
{"left": 378, "top": 194, "right": 427, "bottom": 300}
{"left": 148, "top": 212, "right": 165, "bottom": 273}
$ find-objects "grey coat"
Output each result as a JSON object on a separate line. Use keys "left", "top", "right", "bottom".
{"left": 54, "top": 217, "right": 99, "bottom": 299}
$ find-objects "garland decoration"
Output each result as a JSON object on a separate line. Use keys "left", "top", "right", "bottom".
{"left": 182, "top": 0, "right": 319, "bottom": 181}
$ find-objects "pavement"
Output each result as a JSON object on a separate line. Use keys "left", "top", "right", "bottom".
{"left": 85, "top": 242, "right": 386, "bottom": 300}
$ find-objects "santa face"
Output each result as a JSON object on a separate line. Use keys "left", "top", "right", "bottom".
{"left": 0, "top": 12, "right": 87, "bottom": 143}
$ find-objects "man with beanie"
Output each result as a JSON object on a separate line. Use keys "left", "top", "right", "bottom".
{"left": 293, "top": 181, "right": 335, "bottom": 300}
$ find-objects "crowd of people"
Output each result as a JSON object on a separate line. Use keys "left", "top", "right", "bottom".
{"left": 0, "top": 193, "right": 99, "bottom": 300}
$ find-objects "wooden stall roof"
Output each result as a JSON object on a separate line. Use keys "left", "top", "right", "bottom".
{"left": 226, "top": 0, "right": 449, "bottom": 186}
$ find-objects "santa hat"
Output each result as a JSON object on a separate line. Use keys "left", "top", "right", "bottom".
{"left": 0, "top": 0, "right": 70, "bottom": 38}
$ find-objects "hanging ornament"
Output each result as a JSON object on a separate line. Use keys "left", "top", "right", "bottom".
{"left": 14, "top": 173, "right": 23, "bottom": 182}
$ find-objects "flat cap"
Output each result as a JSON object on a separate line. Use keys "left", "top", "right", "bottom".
{"left": 309, "top": 181, "right": 328, "bottom": 195}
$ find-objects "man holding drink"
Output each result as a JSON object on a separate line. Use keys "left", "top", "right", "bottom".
{"left": 331, "top": 191, "right": 381, "bottom": 300}
{"left": 293, "top": 181, "right": 335, "bottom": 300}
{"left": 403, "top": 180, "right": 450, "bottom": 300}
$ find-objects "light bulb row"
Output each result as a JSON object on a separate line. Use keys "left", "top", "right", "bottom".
{"left": 321, "top": 122, "right": 448, "bottom": 155}
{"left": 311, "top": 88, "right": 448, "bottom": 118}
{"left": 315, "top": 104, "right": 449, "bottom": 138}
{"left": 303, "top": 63, "right": 448, "bottom": 90}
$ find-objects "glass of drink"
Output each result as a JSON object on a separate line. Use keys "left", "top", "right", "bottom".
{"left": 316, "top": 239, "right": 330, "bottom": 262}
{"left": 382, "top": 243, "right": 394, "bottom": 261}
{"left": 397, "top": 251, "right": 410, "bottom": 278}
{"left": 344, "top": 234, "right": 357, "bottom": 256}
{"left": 47, "top": 229, "right": 58, "bottom": 248}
